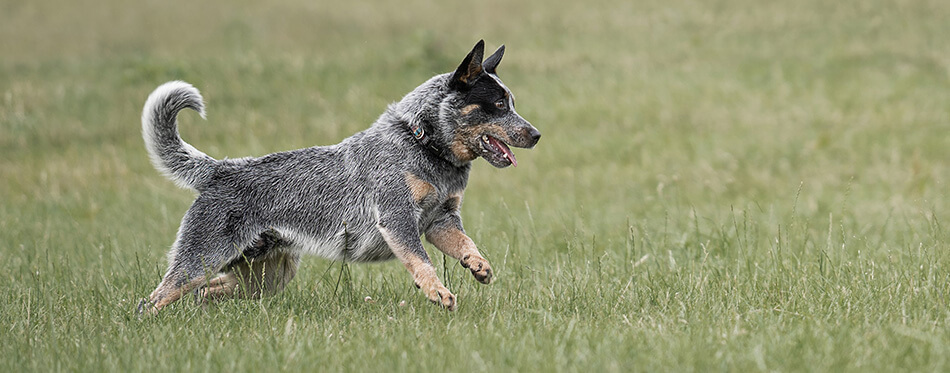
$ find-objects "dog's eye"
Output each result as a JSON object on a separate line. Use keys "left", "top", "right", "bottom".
{"left": 495, "top": 100, "right": 507, "bottom": 110}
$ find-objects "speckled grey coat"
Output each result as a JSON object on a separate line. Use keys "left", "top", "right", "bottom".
{"left": 139, "top": 40, "right": 540, "bottom": 312}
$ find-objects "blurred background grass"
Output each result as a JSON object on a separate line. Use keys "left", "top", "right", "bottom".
{"left": 2, "top": 0, "right": 950, "bottom": 371}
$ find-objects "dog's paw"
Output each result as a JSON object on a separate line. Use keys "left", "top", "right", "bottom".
{"left": 461, "top": 254, "right": 493, "bottom": 284}
{"left": 136, "top": 298, "right": 159, "bottom": 317}
{"left": 424, "top": 285, "right": 456, "bottom": 311}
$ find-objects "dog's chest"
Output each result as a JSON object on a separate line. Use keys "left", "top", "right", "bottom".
{"left": 414, "top": 194, "right": 454, "bottom": 236}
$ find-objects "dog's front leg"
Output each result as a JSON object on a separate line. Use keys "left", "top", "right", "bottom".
{"left": 376, "top": 210, "right": 456, "bottom": 311}
{"left": 423, "top": 196, "right": 493, "bottom": 284}
{"left": 426, "top": 225, "right": 492, "bottom": 285}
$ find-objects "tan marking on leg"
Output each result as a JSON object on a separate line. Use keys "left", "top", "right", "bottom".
{"left": 144, "top": 275, "right": 209, "bottom": 314}
{"left": 404, "top": 173, "right": 436, "bottom": 203}
{"left": 207, "top": 273, "right": 235, "bottom": 287}
{"left": 378, "top": 226, "right": 456, "bottom": 310}
{"left": 199, "top": 273, "right": 240, "bottom": 301}
{"left": 426, "top": 227, "right": 493, "bottom": 284}
{"left": 460, "top": 104, "right": 479, "bottom": 115}
{"left": 425, "top": 226, "right": 474, "bottom": 259}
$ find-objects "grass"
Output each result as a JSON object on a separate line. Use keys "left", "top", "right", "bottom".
{"left": 2, "top": 0, "right": 950, "bottom": 371}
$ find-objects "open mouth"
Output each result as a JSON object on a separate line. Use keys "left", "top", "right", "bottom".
{"left": 479, "top": 134, "right": 517, "bottom": 167}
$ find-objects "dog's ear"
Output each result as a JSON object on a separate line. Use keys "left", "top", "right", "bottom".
{"left": 450, "top": 40, "right": 485, "bottom": 89}
{"left": 483, "top": 45, "right": 505, "bottom": 75}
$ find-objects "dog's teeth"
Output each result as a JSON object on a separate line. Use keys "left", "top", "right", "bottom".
{"left": 482, "top": 135, "right": 489, "bottom": 142}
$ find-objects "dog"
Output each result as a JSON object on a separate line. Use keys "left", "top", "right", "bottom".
{"left": 138, "top": 40, "right": 540, "bottom": 313}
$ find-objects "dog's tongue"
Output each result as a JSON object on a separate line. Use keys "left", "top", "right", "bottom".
{"left": 488, "top": 136, "right": 517, "bottom": 167}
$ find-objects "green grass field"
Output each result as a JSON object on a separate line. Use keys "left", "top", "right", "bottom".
{"left": 3, "top": 0, "right": 950, "bottom": 371}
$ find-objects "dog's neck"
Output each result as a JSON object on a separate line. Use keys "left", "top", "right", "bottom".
{"left": 390, "top": 74, "right": 468, "bottom": 167}
{"left": 403, "top": 116, "right": 446, "bottom": 160}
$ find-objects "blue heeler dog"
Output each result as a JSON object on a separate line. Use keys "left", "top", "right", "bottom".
{"left": 138, "top": 40, "right": 540, "bottom": 313}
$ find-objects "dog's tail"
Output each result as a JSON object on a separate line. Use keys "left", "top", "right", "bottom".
{"left": 141, "top": 81, "right": 217, "bottom": 191}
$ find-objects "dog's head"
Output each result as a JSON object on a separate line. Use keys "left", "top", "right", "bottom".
{"left": 398, "top": 41, "right": 540, "bottom": 168}
{"left": 442, "top": 40, "right": 540, "bottom": 168}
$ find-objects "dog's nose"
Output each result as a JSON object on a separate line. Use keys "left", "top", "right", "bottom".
{"left": 529, "top": 128, "right": 541, "bottom": 144}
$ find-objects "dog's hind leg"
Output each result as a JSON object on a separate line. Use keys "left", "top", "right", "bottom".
{"left": 196, "top": 273, "right": 241, "bottom": 301}
{"left": 199, "top": 230, "right": 299, "bottom": 301}
{"left": 141, "top": 270, "right": 209, "bottom": 314}
{"left": 141, "top": 242, "right": 239, "bottom": 315}
{"left": 201, "top": 252, "right": 300, "bottom": 301}
{"left": 139, "top": 201, "right": 253, "bottom": 315}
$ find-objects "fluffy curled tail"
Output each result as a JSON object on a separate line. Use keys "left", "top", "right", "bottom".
{"left": 141, "top": 81, "right": 217, "bottom": 191}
